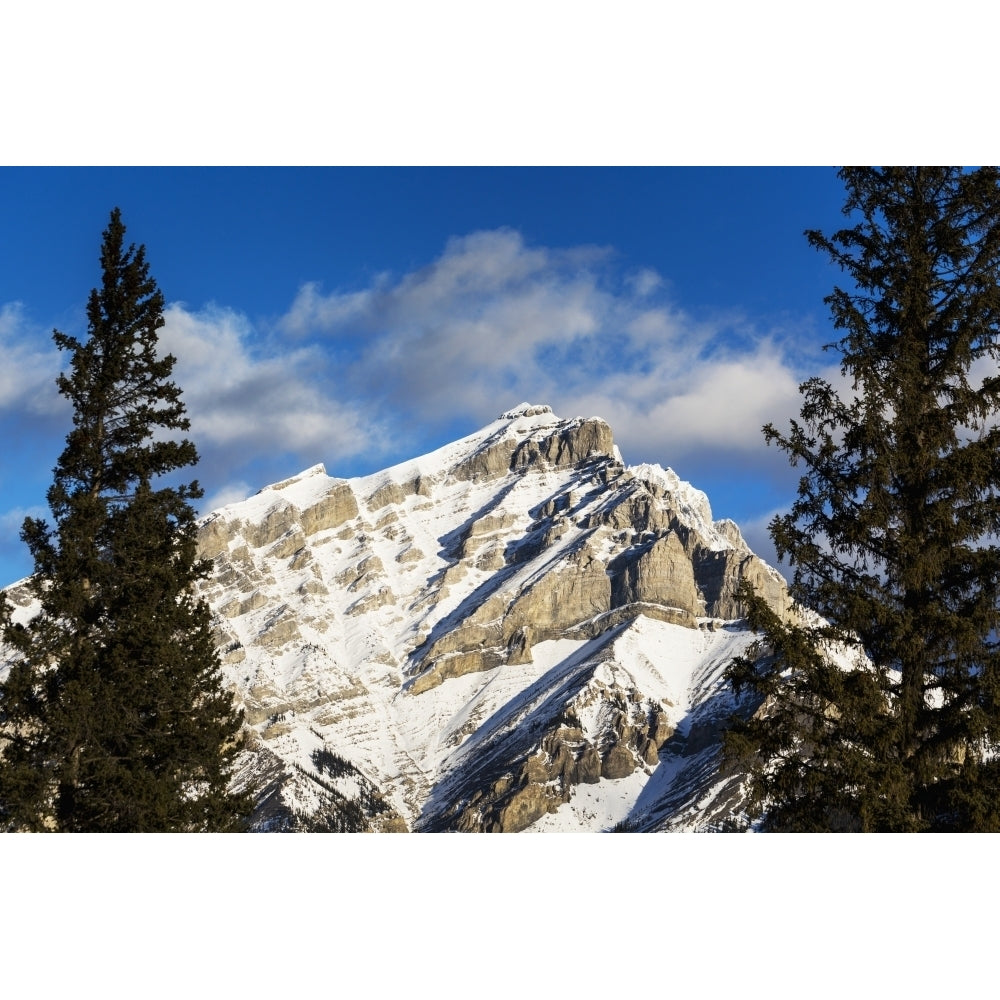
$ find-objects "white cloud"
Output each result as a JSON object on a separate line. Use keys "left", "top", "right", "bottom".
{"left": 1, "top": 504, "right": 47, "bottom": 536}
{"left": 0, "top": 303, "right": 63, "bottom": 415}
{"left": 627, "top": 268, "right": 663, "bottom": 297}
{"left": 280, "top": 282, "right": 378, "bottom": 339}
{"left": 200, "top": 480, "right": 253, "bottom": 514}
{"left": 161, "top": 303, "right": 388, "bottom": 466}
{"left": 1, "top": 232, "right": 824, "bottom": 567}
{"left": 276, "top": 229, "right": 816, "bottom": 481}
{"left": 647, "top": 351, "right": 803, "bottom": 450}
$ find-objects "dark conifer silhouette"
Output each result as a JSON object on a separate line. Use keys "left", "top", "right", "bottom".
{"left": 726, "top": 167, "right": 1000, "bottom": 831}
{"left": 0, "top": 209, "right": 250, "bottom": 831}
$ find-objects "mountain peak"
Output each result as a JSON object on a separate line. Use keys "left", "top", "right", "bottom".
{"left": 4, "top": 407, "right": 787, "bottom": 832}
{"left": 499, "top": 402, "right": 553, "bottom": 419}
{"left": 181, "top": 406, "right": 787, "bottom": 831}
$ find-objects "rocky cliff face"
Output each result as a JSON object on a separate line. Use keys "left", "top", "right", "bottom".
{"left": 185, "top": 404, "right": 785, "bottom": 831}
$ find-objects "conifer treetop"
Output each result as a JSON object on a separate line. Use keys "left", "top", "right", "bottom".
{"left": 0, "top": 208, "right": 250, "bottom": 832}
{"left": 726, "top": 167, "right": 1000, "bottom": 832}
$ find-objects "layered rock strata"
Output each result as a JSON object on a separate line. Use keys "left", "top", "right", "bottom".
{"left": 177, "top": 405, "right": 787, "bottom": 830}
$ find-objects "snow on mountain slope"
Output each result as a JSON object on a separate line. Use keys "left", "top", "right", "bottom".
{"left": 1, "top": 403, "right": 786, "bottom": 831}
{"left": 186, "top": 403, "right": 786, "bottom": 830}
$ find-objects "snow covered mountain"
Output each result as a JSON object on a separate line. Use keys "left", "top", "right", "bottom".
{"left": 194, "top": 403, "right": 786, "bottom": 831}
{"left": 2, "top": 404, "right": 788, "bottom": 831}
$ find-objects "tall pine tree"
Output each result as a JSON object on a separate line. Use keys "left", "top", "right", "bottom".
{"left": 0, "top": 209, "right": 250, "bottom": 831}
{"left": 726, "top": 167, "right": 1000, "bottom": 832}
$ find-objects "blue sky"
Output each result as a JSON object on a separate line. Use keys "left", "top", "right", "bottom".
{"left": 1, "top": 167, "right": 852, "bottom": 583}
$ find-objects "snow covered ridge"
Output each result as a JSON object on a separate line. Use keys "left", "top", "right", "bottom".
{"left": 184, "top": 404, "right": 789, "bottom": 831}
{"left": 3, "top": 405, "right": 788, "bottom": 831}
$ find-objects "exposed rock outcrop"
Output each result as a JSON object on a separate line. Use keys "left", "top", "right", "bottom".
{"left": 610, "top": 531, "right": 702, "bottom": 617}
{"left": 694, "top": 546, "right": 787, "bottom": 620}
{"left": 435, "top": 673, "right": 678, "bottom": 832}
{"left": 301, "top": 482, "right": 359, "bottom": 535}
{"left": 451, "top": 414, "right": 616, "bottom": 483}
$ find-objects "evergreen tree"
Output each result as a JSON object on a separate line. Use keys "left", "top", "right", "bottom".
{"left": 725, "top": 167, "right": 1000, "bottom": 832}
{"left": 0, "top": 208, "right": 251, "bottom": 831}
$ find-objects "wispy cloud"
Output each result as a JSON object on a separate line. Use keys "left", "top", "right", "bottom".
{"left": 161, "top": 303, "right": 390, "bottom": 472}
{"left": 0, "top": 505, "right": 46, "bottom": 536}
{"left": 738, "top": 506, "right": 791, "bottom": 575}
{"left": 0, "top": 303, "right": 63, "bottom": 416}
{"left": 279, "top": 228, "right": 821, "bottom": 479}
{"left": 2, "top": 228, "right": 825, "bottom": 585}
{"left": 201, "top": 480, "right": 255, "bottom": 514}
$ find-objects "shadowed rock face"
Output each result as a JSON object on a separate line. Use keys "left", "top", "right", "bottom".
{"left": 693, "top": 545, "right": 787, "bottom": 620}
{"left": 611, "top": 532, "right": 702, "bottom": 616}
{"left": 511, "top": 418, "right": 615, "bottom": 472}
{"left": 174, "top": 406, "right": 786, "bottom": 830}
{"left": 439, "top": 692, "right": 678, "bottom": 832}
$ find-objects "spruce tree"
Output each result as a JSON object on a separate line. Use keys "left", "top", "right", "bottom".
{"left": 725, "top": 167, "right": 1000, "bottom": 832}
{"left": 0, "top": 208, "right": 251, "bottom": 832}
